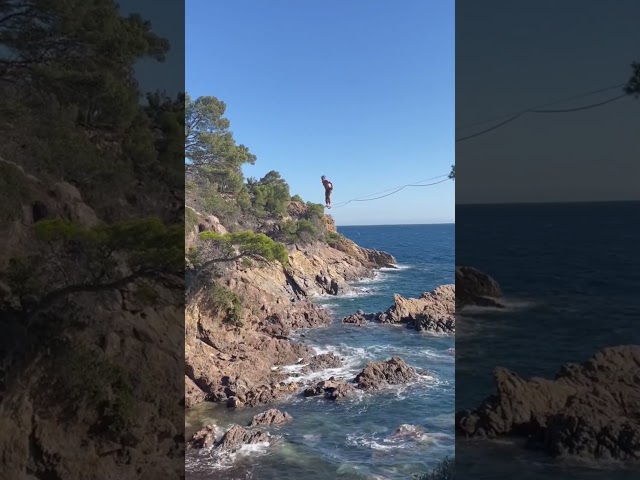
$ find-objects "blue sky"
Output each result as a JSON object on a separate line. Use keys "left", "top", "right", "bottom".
{"left": 186, "top": 0, "right": 454, "bottom": 226}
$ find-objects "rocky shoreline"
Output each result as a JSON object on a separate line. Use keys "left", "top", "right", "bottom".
{"left": 455, "top": 267, "right": 640, "bottom": 463}
{"left": 188, "top": 357, "right": 427, "bottom": 452}
{"left": 185, "top": 209, "right": 408, "bottom": 410}
{"left": 185, "top": 212, "right": 457, "bottom": 458}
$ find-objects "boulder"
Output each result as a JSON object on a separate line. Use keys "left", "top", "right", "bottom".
{"left": 455, "top": 266, "right": 504, "bottom": 309}
{"left": 248, "top": 408, "right": 292, "bottom": 427}
{"left": 218, "top": 425, "right": 270, "bottom": 451}
{"left": 354, "top": 357, "right": 418, "bottom": 390}
{"left": 188, "top": 424, "right": 217, "bottom": 449}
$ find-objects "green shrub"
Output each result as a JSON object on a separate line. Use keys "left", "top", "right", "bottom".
{"left": 210, "top": 284, "right": 243, "bottom": 326}
{"left": 305, "top": 201, "right": 325, "bottom": 220}
{"left": 48, "top": 344, "right": 135, "bottom": 436}
{"left": 185, "top": 207, "right": 199, "bottom": 233}
{"left": 200, "top": 230, "right": 289, "bottom": 266}
{"left": 326, "top": 231, "right": 344, "bottom": 247}
{"left": 202, "top": 191, "right": 242, "bottom": 228}
{"left": 291, "top": 194, "right": 303, "bottom": 202}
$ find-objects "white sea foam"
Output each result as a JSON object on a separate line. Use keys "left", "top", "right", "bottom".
{"left": 185, "top": 440, "right": 272, "bottom": 473}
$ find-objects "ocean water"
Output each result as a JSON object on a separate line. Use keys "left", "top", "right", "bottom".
{"left": 186, "top": 224, "right": 455, "bottom": 479}
{"left": 456, "top": 202, "right": 640, "bottom": 479}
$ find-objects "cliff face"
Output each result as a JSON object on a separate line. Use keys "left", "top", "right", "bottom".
{"left": 0, "top": 159, "right": 184, "bottom": 480}
{"left": 185, "top": 208, "right": 397, "bottom": 409}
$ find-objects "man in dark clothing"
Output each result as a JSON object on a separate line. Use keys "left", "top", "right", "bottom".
{"left": 321, "top": 175, "right": 333, "bottom": 208}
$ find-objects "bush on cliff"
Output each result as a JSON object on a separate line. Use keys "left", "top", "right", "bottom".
{"left": 210, "top": 284, "right": 243, "bottom": 326}
{"left": 197, "top": 230, "right": 289, "bottom": 267}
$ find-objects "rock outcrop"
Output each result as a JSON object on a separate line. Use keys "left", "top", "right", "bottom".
{"left": 347, "top": 285, "right": 455, "bottom": 333}
{"left": 188, "top": 424, "right": 217, "bottom": 449}
{"left": 342, "top": 309, "right": 374, "bottom": 326}
{"left": 248, "top": 409, "right": 293, "bottom": 427}
{"left": 218, "top": 425, "right": 270, "bottom": 451}
{"left": 185, "top": 211, "right": 396, "bottom": 409}
{"left": 354, "top": 357, "right": 419, "bottom": 390}
{"left": 300, "top": 353, "right": 344, "bottom": 374}
{"left": 455, "top": 266, "right": 504, "bottom": 309}
{"left": 303, "top": 378, "right": 357, "bottom": 400}
{"left": 456, "top": 346, "right": 640, "bottom": 461}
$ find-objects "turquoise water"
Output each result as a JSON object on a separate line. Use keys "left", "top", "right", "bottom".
{"left": 186, "top": 224, "right": 455, "bottom": 479}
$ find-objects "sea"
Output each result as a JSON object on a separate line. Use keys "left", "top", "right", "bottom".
{"left": 456, "top": 202, "right": 640, "bottom": 480}
{"left": 185, "top": 223, "right": 455, "bottom": 479}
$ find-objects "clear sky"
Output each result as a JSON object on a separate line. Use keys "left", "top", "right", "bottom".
{"left": 456, "top": 0, "right": 640, "bottom": 204}
{"left": 186, "top": 0, "right": 454, "bottom": 226}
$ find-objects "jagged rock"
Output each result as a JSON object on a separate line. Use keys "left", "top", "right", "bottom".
{"left": 354, "top": 357, "right": 418, "bottom": 390}
{"left": 185, "top": 376, "right": 206, "bottom": 408}
{"left": 315, "top": 274, "right": 340, "bottom": 295}
{"left": 248, "top": 409, "right": 293, "bottom": 427}
{"left": 342, "top": 312, "right": 369, "bottom": 326}
{"left": 301, "top": 353, "right": 344, "bottom": 374}
{"left": 188, "top": 424, "right": 217, "bottom": 449}
{"left": 327, "top": 382, "right": 357, "bottom": 400}
{"left": 303, "top": 377, "right": 357, "bottom": 400}
{"left": 455, "top": 266, "right": 504, "bottom": 309}
{"left": 232, "top": 382, "right": 300, "bottom": 408}
{"left": 218, "top": 425, "right": 270, "bottom": 451}
{"left": 351, "top": 285, "right": 455, "bottom": 333}
{"left": 456, "top": 346, "right": 640, "bottom": 461}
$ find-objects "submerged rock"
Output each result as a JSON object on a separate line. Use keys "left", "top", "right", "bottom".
{"left": 456, "top": 345, "right": 640, "bottom": 461}
{"left": 388, "top": 424, "right": 426, "bottom": 440}
{"left": 354, "top": 357, "right": 418, "bottom": 390}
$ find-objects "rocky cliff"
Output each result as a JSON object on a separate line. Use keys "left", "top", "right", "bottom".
{"left": 185, "top": 207, "right": 397, "bottom": 409}
{"left": 0, "top": 158, "right": 184, "bottom": 480}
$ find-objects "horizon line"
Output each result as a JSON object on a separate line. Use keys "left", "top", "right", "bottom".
{"left": 336, "top": 222, "right": 455, "bottom": 227}
{"left": 457, "top": 199, "right": 640, "bottom": 207}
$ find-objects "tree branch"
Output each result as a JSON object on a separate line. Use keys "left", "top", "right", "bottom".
{"left": 25, "top": 269, "right": 176, "bottom": 319}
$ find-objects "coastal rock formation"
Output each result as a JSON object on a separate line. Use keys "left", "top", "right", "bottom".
{"left": 455, "top": 266, "right": 504, "bottom": 309}
{"left": 303, "top": 378, "right": 357, "bottom": 400}
{"left": 341, "top": 309, "right": 374, "bottom": 326}
{"left": 185, "top": 376, "right": 206, "bottom": 408}
{"left": 218, "top": 425, "right": 270, "bottom": 451}
{"left": 188, "top": 424, "right": 217, "bottom": 449}
{"left": 300, "top": 353, "right": 344, "bottom": 374}
{"left": 456, "top": 345, "right": 640, "bottom": 460}
{"left": 348, "top": 285, "right": 455, "bottom": 333}
{"left": 355, "top": 357, "right": 418, "bottom": 390}
{"left": 185, "top": 208, "right": 396, "bottom": 409}
{"left": 249, "top": 409, "right": 293, "bottom": 427}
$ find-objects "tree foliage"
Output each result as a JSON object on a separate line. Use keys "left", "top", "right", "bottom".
{"left": 185, "top": 94, "right": 256, "bottom": 173}
{"left": 248, "top": 170, "right": 291, "bottom": 217}
{"left": 3, "top": 218, "right": 183, "bottom": 317}
{"left": 197, "top": 230, "right": 289, "bottom": 267}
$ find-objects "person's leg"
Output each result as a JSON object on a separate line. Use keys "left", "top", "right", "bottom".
{"left": 325, "top": 190, "right": 331, "bottom": 208}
